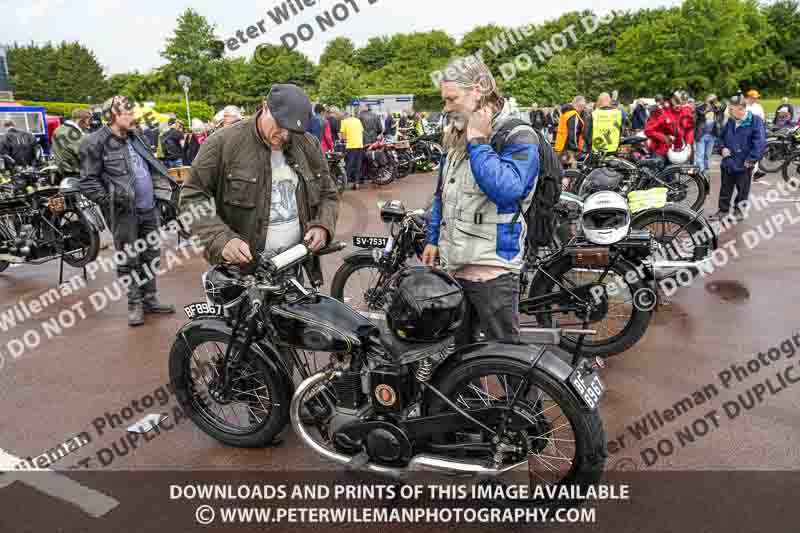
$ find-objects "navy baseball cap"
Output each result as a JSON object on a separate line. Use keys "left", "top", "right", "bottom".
{"left": 267, "top": 84, "right": 312, "bottom": 133}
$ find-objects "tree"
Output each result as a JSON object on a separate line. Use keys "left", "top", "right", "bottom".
{"left": 319, "top": 37, "right": 355, "bottom": 69}
{"left": 503, "top": 54, "right": 578, "bottom": 106}
{"left": 317, "top": 61, "right": 363, "bottom": 109}
{"left": 160, "top": 8, "right": 223, "bottom": 99}
{"left": 247, "top": 45, "right": 318, "bottom": 96}
{"left": 353, "top": 36, "right": 394, "bottom": 71}
{"left": 6, "top": 41, "right": 107, "bottom": 102}
{"left": 576, "top": 53, "right": 615, "bottom": 99}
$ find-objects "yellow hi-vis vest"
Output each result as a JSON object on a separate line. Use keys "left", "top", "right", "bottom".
{"left": 591, "top": 108, "right": 622, "bottom": 153}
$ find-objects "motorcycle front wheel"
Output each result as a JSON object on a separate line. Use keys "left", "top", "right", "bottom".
{"left": 59, "top": 210, "right": 100, "bottom": 268}
{"left": 169, "top": 329, "right": 291, "bottom": 447}
{"left": 425, "top": 357, "right": 606, "bottom": 497}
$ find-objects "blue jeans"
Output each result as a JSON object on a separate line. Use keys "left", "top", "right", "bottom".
{"left": 694, "top": 134, "right": 715, "bottom": 171}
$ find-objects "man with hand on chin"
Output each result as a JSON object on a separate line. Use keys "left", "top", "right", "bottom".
{"left": 422, "top": 59, "right": 540, "bottom": 344}
{"left": 180, "top": 84, "right": 338, "bottom": 284}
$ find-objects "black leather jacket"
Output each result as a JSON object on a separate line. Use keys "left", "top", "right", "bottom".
{"left": 79, "top": 126, "right": 175, "bottom": 225}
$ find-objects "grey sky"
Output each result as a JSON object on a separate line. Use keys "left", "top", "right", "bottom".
{"left": 3, "top": 0, "right": 681, "bottom": 75}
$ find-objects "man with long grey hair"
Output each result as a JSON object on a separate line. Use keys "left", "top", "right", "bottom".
{"left": 422, "top": 58, "right": 540, "bottom": 344}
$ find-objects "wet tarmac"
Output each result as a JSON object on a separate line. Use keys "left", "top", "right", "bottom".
{"left": 0, "top": 165, "right": 798, "bottom": 480}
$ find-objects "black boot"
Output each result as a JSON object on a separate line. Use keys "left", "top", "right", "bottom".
{"left": 128, "top": 303, "right": 144, "bottom": 327}
{"left": 142, "top": 294, "right": 176, "bottom": 314}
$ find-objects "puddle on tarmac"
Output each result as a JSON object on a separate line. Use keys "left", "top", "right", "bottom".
{"left": 705, "top": 280, "right": 750, "bottom": 302}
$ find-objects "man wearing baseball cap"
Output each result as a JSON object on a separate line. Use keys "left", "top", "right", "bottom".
{"left": 179, "top": 83, "right": 339, "bottom": 285}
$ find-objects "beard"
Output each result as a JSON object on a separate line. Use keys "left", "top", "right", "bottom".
{"left": 442, "top": 107, "right": 476, "bottom": 155}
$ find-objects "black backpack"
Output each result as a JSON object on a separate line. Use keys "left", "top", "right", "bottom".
{"left": 491, "top": 118, "right": 563, "bottom": 250}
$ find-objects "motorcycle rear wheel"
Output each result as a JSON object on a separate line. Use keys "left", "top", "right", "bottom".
{"left": 530, "top": 255, "right": 652, "bottom": 357}
{"left": 426, "top": 357, "right": 606, "bottom": 498}
{"left": 760, "top": 141, "right": 787, "bottom": 174}
{"left": 59, "top": 210, "right": 100, "bottom": 268}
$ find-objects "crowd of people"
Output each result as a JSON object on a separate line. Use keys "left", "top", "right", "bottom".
{"left": 539, "top": 88, "right": 772, "bottom": 221}
{"left": 303, "top": 104, "right": 439, "bottom": 189}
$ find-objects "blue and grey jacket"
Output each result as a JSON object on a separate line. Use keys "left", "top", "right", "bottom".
{"left": 720, "top": 111, "right": 766, "bottom": 174}
{"left": 427, "top": 103, "right": 540, "bottom": 273}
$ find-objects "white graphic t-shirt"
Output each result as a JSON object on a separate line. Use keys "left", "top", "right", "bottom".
{"left": 264, "top": 149, "right": 302, "bottom": 255}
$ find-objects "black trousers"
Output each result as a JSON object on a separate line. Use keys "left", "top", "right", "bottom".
{"left": 719, "top": 166, "right": 752, "bottom": 213}
{"left": 110, "top": 206, "right": 161, "bottom": 304}
{"left": 455, "top": 273, "right": 520, "bottom": 345}
{"left": 345, "top": 148, "right": 364, "bottom": 185}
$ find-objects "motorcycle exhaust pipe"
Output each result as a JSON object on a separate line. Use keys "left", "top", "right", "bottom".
{"left": 291, "top": 372, "right": 526, "bottom": 478}
{"left": 651, "top": 258, "right": 713, "bottom": 279}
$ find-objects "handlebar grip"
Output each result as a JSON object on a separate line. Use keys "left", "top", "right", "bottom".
{"left": 316, "top": 241, "right": 347, "bottom": 256}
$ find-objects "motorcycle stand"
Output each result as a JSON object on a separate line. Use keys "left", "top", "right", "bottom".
{"left": 58, "top": 251, "right": 87, "bottom": 286}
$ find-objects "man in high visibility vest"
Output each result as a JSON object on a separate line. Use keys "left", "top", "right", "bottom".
{"left": 554, "top": 95, "right": 586, "bottom": 189}
{"left": 583, "top": 92, "right": 622, "bottom": 154}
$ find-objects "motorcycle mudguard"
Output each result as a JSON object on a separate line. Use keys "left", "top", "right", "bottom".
{"left": 80, "top": 204, "right": 106, "bottom": 233}
{"left": 342, "top": 248, "right": 379, "bottom": 265}
{"left": 631, "top": 203, "right": 718, "bottom": 251}
{"left": 658, "top": 164, "right": 711, "bottom": 189}
{"left": 426, "top": 342, "right": 578, "bottom": 403}
{"left": 172, "top": 317, "right": 295, "bottom": 397}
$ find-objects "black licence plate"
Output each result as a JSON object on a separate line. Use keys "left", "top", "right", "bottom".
{"left": 183, "top": 302, "right": 224, "bottom": 320}
{"left": 568, "top": 367, "right": 605, "bottom": 410}
{"left": 353, "top": 235, "right": 390, "bottom": 248}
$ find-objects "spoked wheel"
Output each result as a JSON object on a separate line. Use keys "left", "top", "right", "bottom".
{"left": 426, "top": 358, "right": 606, "bottom": 497}
{"left": 58, "top": 210, "right": 100, "bottom": 267}
{"left": 169, "top": 330, "right": 290, "bottom": 447}
{"left": 530, "top": 255, "right": 652, "bottom": 357}
{"left": 781, "top": 152, "right": 800, "bottom": 184}
{"left": 396, "top": 150, "right": 414, "bottom": 178}
{"left": 631, "top": 208, "right": 714, "bottom": 263}
{"left": 761, "top": 141, "right": 787, "bottom": 174}
{"left": 662, "top": 172, "right": 707, "bottom": 211}
{"left": 330, "top": 257, "right": 392, "bottom": 323}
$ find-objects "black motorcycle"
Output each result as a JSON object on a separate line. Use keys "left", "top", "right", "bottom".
{"left": 0, "top": 158, "right": 103, "bottom": 274}
{"left": 567, "top": 151, "right": 709, "bottom": 212}
{"left": 169, "top": 242, "right": 606, "bottom": 491}
{"left": 326, "top": 150, "right": 347, "bottom": 192}
{"left": 762, "top": 126, "right": 800, "bottom": 174}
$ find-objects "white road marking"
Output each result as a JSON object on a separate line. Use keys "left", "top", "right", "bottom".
{"left": 0, "top": 445, "right": 119, "bottom": 517}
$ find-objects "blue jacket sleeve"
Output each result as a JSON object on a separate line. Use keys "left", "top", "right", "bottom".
{"left": 426, "top": 155, "right": 445, "bottom": 245}
{"left": 749, "top": 117, "right": 767, "bottom": 161}
{"left": 466, "top": 136, "right": 539, "bottom": 209}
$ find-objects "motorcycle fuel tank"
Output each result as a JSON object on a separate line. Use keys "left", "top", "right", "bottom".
{"left": 270, "top": 295, "right": 375, "bottom": 353}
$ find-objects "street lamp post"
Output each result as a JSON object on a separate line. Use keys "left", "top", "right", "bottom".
{"left": 178, "top": 75, "right": 192, "bottom": 126}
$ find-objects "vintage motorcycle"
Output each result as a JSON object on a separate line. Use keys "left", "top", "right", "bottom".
{"left": 169, "top": 242, "right": 606, "bottom": 492}
{"left": 762, "top": 125, "right": 800, "bottom": 174}
{"left": 330, "top": 194, "right": 716, "bottom": 358}
{"left": 566, "top": 151, "right": 709, "bottom": 212}
{"left": 0, "top": 157, "right": 103, "bottom": 275}
{"left": 362, "top": 138, "right": 399, "bottom": 186}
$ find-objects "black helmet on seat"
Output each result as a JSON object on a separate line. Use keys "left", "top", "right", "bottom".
{"left": 203, "top": 265, "right": 246, "bottom": 309}
{"left": 386, "top": 266, "right": 465, "bottom": 343}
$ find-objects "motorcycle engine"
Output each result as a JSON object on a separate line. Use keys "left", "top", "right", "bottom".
{"left": 326, "top": 367, "right": 414, "bottom": 467}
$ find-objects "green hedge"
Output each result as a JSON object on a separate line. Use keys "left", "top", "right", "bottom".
{"left": 17, "top": 100, "right": 91, "bottom": 117}
{"left": 17, "top": 99, "right": 215, "bottom": 123}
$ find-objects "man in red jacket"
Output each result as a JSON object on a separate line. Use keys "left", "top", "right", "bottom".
{"left": 644, "top": 91, "right": 694, "bottom": 166}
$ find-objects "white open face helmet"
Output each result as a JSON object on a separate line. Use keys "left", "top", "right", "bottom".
{"left": 581, "top": 191, "right": 631, "bottom": 245}
{"left": 668, "top": 144, "right": 691, "bottom": 165}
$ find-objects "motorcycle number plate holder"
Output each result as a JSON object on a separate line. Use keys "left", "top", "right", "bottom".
{"left": 183, "top": 302, "right": 224, "bottom": 320}
{"left": 568, "top": 367, "right": 605, "bottom": 410}
{"left": 353, "top": 235, "right": 390, "bottom": 249}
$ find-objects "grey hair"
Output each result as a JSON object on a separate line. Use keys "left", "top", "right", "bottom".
{"left": 573, "top": 95, "right": 587, "bottom": 106}
{"left": 440, "top": 57, "right": 502, "bottom": 106}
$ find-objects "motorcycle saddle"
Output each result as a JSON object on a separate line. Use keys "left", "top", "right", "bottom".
{"left": 637, "top": 157, "right": 664, "bottom": 171}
